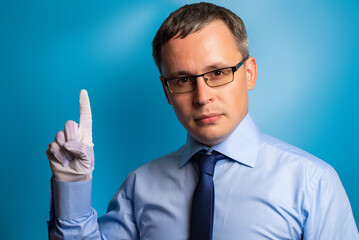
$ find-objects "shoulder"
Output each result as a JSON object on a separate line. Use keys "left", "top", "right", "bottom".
{"left": 258, "top": 133, "right": 346, "bottom": 202}
{"left": 121, "top": 145, "right": 195, "bottom": 200}
{"left": 259, "top": 133, "right": 332, "bottom": 171}
{"left": 257, "top": 133, "right": 342, "bottom": 190}
{"left": 126, "top": 145, "right": 186, "bottom": 179}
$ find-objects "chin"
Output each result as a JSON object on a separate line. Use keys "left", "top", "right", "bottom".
{"left": 192, "top": 129, "right": 229, "bottom": 146}
{"left": 184, "top": 120, "right": 233, "bottom": 145}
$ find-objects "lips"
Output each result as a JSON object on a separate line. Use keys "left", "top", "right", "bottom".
{"left": 195, "top": 113, "right": 223, "bottom": 124}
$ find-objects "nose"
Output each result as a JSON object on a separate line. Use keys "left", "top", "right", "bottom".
{"left": 193, "top": 76, "right": 215, "bottom": 105}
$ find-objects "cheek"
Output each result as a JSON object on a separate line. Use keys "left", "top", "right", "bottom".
{"left": 170, "top": 96, "right": 192, "bottom": 121}
{"left": 224, "top": 81, "right": 248, "bottom": 115}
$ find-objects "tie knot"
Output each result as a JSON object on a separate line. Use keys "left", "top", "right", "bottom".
{"left": 195, "top": 152, "right": 217, "bottom": 176}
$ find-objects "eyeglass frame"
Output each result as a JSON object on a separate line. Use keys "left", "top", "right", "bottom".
{"left": 162, "top": 58, "right": 247, "bottom": 94}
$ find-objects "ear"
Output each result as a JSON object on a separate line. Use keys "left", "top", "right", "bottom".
{"left": 245, "top": 57, "right": 257, "bottom": 90}
{"left": 160, "top": 76, "right": 172, "bottom": 105}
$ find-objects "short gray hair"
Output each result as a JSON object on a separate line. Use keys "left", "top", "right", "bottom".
{"left": 152, "top": 2, "right": 249, "bottom": 73}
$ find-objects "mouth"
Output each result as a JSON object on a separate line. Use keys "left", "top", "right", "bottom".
{"left": 195, "top": 113, "right": 223, "bottom": 124}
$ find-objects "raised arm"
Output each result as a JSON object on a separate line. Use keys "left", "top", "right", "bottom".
{"left": 46, "top": 90, "right": 139, "bottom": 240}
{"left": 46, "top": 90, "right": 100, "bottom": 239}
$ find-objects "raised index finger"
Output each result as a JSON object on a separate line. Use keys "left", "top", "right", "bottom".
{"left": 79, "top": 89, "right": 92, "bottom": 144}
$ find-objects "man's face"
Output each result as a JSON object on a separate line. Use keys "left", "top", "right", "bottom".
{"left": 160, "top": 20, "right": 257, "bottom": 146}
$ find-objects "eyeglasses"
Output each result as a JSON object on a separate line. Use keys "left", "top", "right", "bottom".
{"left": 162, "top": 59, "right": 246, "bottom": 94}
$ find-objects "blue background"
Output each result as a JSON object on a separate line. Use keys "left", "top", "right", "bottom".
{"left": 0, "top": 0, "right": 358, "bottom": 238}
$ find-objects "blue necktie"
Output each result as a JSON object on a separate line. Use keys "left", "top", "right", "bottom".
{"left": 190, "top": 151, "right": 220, "bottom": 240}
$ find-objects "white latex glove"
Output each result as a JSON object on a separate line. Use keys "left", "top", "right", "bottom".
{"left": 46, "top": 89, "right": 94, "bottom": 182}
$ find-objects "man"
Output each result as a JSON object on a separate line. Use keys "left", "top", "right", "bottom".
{"left": 46, "top": 2, "right": 358, "bottom": 239}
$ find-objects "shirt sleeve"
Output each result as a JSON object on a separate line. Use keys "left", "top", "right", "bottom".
{"left": 48, "top": 177, "right": 101, "bottom": 239}
{"left": 303, "top": 165, "right": 359, "bottom": 240}
{"left": 47, "top": 174, "right": 139, "bottom": 240}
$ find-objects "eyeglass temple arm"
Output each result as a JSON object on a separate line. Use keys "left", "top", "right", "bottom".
{"left": 234, "top": 58, "right": 247, "bottom": 71}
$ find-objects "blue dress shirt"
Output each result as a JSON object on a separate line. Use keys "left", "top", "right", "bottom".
{"left": 48, "top": 114, "right": 358, "bottom": 239}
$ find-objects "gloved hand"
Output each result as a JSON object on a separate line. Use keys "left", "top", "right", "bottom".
{"left": 46, "top": 89, "right": 94, "bottom": 182}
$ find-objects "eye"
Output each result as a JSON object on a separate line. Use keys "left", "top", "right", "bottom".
{"left": 176, "top": 77, "right": 192, "bottom": 84}
{"left": 213, "top": 70, "right": 224, "bottom": 76}
{"left": 179, "top": 77, "right": 190, "bottom": 83}
{"left": 207, "top": 70, "right": 226, "bottom": 79}
{"left": 173, "top": 77, "right": 192, "bottom": 86}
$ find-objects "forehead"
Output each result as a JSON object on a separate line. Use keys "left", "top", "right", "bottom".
{"left": 160, "top": 20, "right": 242, "bottom": 76}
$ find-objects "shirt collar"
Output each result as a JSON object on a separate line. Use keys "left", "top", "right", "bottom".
{"left": 180, "top": 113, "right": 261, "bottom": 168}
